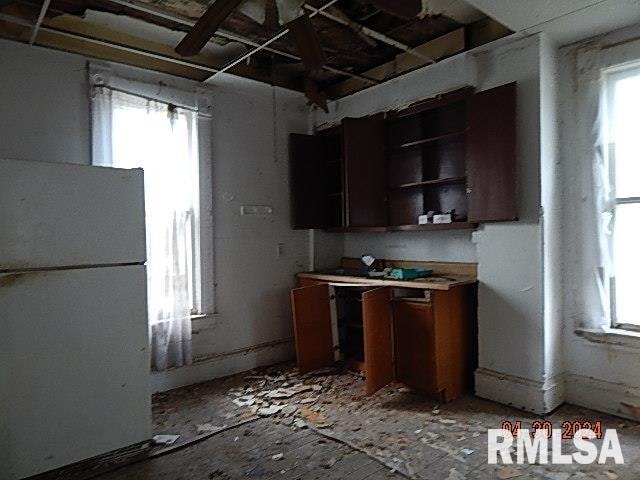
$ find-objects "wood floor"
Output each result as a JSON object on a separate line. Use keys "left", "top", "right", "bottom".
{"left": 89, "top": 364, "right": 640, "bottom": 480}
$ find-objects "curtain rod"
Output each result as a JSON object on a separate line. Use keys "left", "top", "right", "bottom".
{"left": 93, "top": 84, "right": 200, "bottom": 112}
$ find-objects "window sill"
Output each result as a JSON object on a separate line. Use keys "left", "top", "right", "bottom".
{"left": 191, "top": 313, "right": 218, "bottom": 331}
{"left": 575, "top": 326, "right": 640, "bottom": 349}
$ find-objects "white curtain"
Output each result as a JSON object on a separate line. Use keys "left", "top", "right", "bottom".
{"left": 92, "top": 87, "right": 197, "bottom": 371}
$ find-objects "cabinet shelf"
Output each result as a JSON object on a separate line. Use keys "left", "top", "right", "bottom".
{"left": 390, "top": 176, "right": 467, "bottom": 190}
{"left": 393, "top": 130, "right": 467, "bottom": 151}
{"left": 327, "top": 222, "right": 477, "bottom": 233}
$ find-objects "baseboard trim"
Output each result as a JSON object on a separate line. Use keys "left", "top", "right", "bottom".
{"left": 475, "top": 368, "right": 564, "bottom": 415}
{"left": 566, "top": 373, "right": 640, "bottom": 421}
{"left": 25, "top": 441, "right": 151, "bottom": 480}
{"left": 150, "top": 339, "right": 295, "bottom": 393}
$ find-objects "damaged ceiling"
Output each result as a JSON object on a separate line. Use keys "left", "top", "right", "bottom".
{"left": 0, "top": 0, "right": 510, "bottom": 103}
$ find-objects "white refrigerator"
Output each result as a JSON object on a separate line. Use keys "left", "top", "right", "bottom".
{"left": 0, "top": 159, "right": 150, "bottom": 480}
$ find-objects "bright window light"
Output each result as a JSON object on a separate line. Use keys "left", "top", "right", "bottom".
{"left": 605, "top": 64, "right": 640, "bottom": 326}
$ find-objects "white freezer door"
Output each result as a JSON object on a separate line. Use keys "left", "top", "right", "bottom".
{"left": 0, "top": 265, "right": 150, "bottom": 480}
{"left": 0, "top": 158, "right": 145, "bottom": 270}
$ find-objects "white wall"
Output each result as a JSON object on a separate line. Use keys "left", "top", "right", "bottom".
{"left": 313, "top": 34, "right": 554, "bottom": 413}
{"left": 0, "top": 41, "right": 91, "bottom": 165}
{"left": 560, "top": 24, "right": 640, "bottom": 420}
{"left": 540, "top": 35, "right": 565, "bottom": 407}
{"left": 0, "top": 39, "right": 311, "bottom": 393}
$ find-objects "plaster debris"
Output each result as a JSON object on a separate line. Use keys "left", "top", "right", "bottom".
{"left": 232, "top": 395, "right": 256, "bottom": 407}
{"left": 299, "top": 406, "right": 333, "bottom": 428}
{"left": 196, "top": 423, "right": 226, "bottom": 434}
{"left": 496, "top": 466, "right": 523, "bottom": 479}
{"left": 271, "top": 453, "right": 284, "bottom": 461}
{"left": 152, "top": 434, "right": 180, "bottom": 446}
{"left": 439, "top": 419, "right": 457, "bottom": 425}
{"left": 149, "top": 363, "right": 640, "bottom": 480}
{"left": 323, "top": 456, "right": 339, "bottom": 468}
{"left": 446, "top": 468, "right": 467, "bottom": 480}
{"left": 298, "top": 397, "right": 318, "bottom": 404}
{"left": 258, "top": 405, "right": 286, "bottom": 416}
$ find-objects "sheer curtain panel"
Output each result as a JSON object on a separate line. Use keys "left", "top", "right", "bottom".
{"left": 92, "top": 87, "right": 197, "bottom": 370}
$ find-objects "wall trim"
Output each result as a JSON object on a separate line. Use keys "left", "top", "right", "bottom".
{"left": 475, "top": 368, "right": 564, "bottom": 415}
{"left": 27, "top": 441, "right": 150, "bottom": 480}
{"left": 150, "top": 339, "right": 295, "bottom": 393}
{"left": 566, "top": 372, "right": 640, "bottom": 421}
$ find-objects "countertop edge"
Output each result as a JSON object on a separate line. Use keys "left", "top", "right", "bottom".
{"left": 296, "top": 273, "right": 477, "bottom": 291}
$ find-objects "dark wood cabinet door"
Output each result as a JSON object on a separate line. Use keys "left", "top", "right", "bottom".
{"left": 393, "top": 301, "right": 437, "bottom": 393}
{"left": 466, "top": 82, "right": 518, "bottom": 222}
{"left": 362, "top": 287, "right": 393, "bottom": 395}
{"left": 343, "top": 115, "right": 388, "bottom": 227}
{"left": 290, "top": 133, "right": 328, "bottom": 229}
{"left": 290, "top": 284, "right": 334, "bottom": 373}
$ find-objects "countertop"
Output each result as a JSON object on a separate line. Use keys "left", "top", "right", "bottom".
{"left": 297, "top": 272, "right": 477, "bottom": 291}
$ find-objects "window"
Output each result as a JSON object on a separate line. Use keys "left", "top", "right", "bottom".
{"left": 92, "top": 86, "right": 200, "bottom": 370}
{"left": 603, "top": 63, "right": 640, "bottom": 328}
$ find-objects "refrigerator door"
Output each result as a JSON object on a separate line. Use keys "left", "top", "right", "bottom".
{"left": 0, "top": 265, "right": 150, "bottom": 480}
{"left": 0, "top": 159, "right": 146, "bottom": 270}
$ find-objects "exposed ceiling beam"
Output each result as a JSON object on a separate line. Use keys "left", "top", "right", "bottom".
{"left": 205, "top": 0, "right": 342, "bottom": 81}
{"left": 175, "top": 0, "right": 243, "bottom": 57}
{"left": 28, "top": 0, "right": 50, "bottom": 44}
{"left": 101, "top": 0, "right": 378, "bottom": 85}
{"left": 327, "top": 27, "right": 464, "bottom": 98}
{"left": 303, "top": 4, "right": 434, "bottom": 64}
{"left": 288, "top": 13, "right": 326, "bottom": 73}
{"left": 0, "top": 12, "right": 220, "bottom": 71}
{"left": 368, "top": 0, "right": 421, "bottom": 20}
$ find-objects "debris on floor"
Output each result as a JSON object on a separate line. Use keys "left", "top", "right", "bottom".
{"left": 145, "top": 363, "right": 640, "bottom": 480}
{"left": 152, "top": 434, "right": 180, "bottom": 446}
{"left": 496, "top": 465, "right": 523, "bottom": 479}
{"left": 196, "top": 423, "right": 226, "bottom": 434}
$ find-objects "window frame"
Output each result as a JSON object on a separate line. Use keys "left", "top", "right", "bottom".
{"left": 602, "top": 61, "right": 640, "bottom": 331}
{"left": 89, "top": 62, "right": 215, "bottom": 318}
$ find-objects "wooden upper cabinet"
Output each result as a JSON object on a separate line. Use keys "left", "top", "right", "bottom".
{"left": 362, "top": 287, "right": 394, "bottom": 395}
{"left": 290, "top": 133, "right": 329, "bottom": 229}
{"left": 290, "top": 284, "right": 334, "bottom": 373}
{"left": 343, "top": 114, "right": 388, "bottom": 227}
{"left": 466, "top": 82, "right": 518, "bottom": 222}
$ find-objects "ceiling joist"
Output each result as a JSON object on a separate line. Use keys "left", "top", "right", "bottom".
{"left": 175, "top": 0, "right": 243, "bottom": 57}
{"left": 0, "top": 0, "right": 511, "bottom": 99}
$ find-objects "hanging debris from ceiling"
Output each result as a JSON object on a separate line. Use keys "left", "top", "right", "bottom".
{"left": 236, "top": 0, "right": 304, "bottom": 25}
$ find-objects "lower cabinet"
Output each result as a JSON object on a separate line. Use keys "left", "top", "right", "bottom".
{"left": 290, "top": 282, "right": 477, "bottom": 400}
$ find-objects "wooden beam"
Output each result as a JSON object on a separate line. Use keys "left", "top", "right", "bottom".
{"left": 175, "top": 0, "right": 243, "bottom": 57}
{"left": 0, "top": 8, "right": 301, "bottom": 90}
{"left": 368, "top": 0, "right": 421, "bottom": 20}
{"left": 326, "top": 27, "right": 465, "bottom": 99}
{"left": 288, "top": 13, "right": 326, "bottom": 73}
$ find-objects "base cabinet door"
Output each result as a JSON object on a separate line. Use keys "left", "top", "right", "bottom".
{"left": 291, "top": 284, "right": 334, "bottom": 373}
{"left": 393, "top": 301, "right": 438, "bottom": 394}
{"left": 362, "top": 287, "right": 394, "bottom": 395}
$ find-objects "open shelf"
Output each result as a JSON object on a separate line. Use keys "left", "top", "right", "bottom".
{"left": 394, "top": 130, "right": 467, "bottom": 151}
{"left": 390, "top": 176, "right": 467, "bottom": 190}
{"left": 389, "top": 222, "right": 477, "bottom": 232}
{"left": 327, "top": 222, "right": 477, "bottom": 233}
